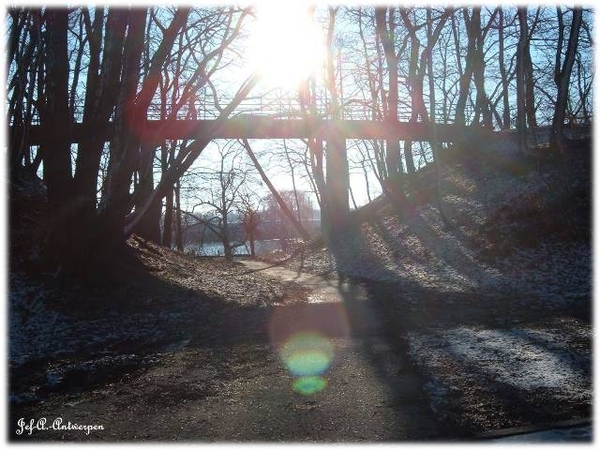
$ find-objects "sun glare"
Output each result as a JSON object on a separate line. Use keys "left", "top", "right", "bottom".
{"left": 246, "top": 4, "right": 325, "bottom": 89}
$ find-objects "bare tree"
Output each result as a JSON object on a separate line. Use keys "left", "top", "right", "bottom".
{"left": 454, "top": 7, "right": 497, "bottom": 127}
{"left": 375, "top": 7, "right": 403, "bottom": 177}
{"left": 8, "top": 9, "right": 44, "bottom": 175}
{"left": 261, "top": 189, "right": 317, "bottom": 241}
{"left": 551, "top": 6, "right": 583, "bottom": 154}
{"left": 497, "top": 7, "right": 513, "bottom": 130}
{"left": 400, "top": 7, "right": 453, "bottom": 171}
{"left": 240, "top": 139, "right": 310, "bottom": 240}
{"left": 187, "top": 142, "right": 254, "bottom": 260}
{"left": 8, "top": 6, "right": 257, "bottom": 276}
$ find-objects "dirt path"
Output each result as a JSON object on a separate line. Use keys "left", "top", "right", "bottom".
{"left": 10, "top": 254, "right": 591, "bottom": 442}
{"left": 11, "top": 260, "right": 451, "bottom": 442}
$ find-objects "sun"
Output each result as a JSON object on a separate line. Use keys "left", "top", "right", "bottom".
{"left": 246, "top": 4, "right": 326, "bottom": 89}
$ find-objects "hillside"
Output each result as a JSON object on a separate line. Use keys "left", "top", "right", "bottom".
{"left": 8, "top": 130, "right": 592, "bottom": 441}
{"left": 266, "top": 129, "right": 591, "bottom": 307}
{"left": 259, "top": 130, "right": 592, "bottom": 433}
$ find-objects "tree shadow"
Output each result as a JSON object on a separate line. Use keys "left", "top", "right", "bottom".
{"left": 366, "top": 211, "right": 501, "bottom": 293}
{"left": 324, "top": 215, "right": 591, "bottom": 440}
{"left": 424, "top": 325, "right": 592, "bottom": 434}
{"left": 9, "top": 219, "right": 591, "bottom": 441}
{"left": 325, "top": 231, "right": 471, "bottom": 439}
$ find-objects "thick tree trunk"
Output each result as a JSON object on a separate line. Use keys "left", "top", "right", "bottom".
{"left": 100, "top": 8, "right": 188, "bottom": 249}
{"left": 73, "top": 8, "right": 125, "bottom": 227}
{"left": 133, "top": 143, "right": 162, "bottom": 242}
{"left": 98, "top": 9, "right": 147, "bottom": 253}
{"left": 40, "top": 8, "right": 74, "bottom": 271}
{"left": 454, "top": 8, "right": 476, "bottom": 127}
{"left": 323, "top": 129, "right": 349, "bottom": 242}
{"left": 160, "top": 139, "right": 175, "bottom": 247}
{"left": 322, "top": 8, "right": 350, "bottom": 244}
{"left": 249, "top": 232, "right": 256, "bottom": 257}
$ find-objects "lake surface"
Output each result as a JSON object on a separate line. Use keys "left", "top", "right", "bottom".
{"left": 184, "top": 239, "right": 291, "bottom": 257}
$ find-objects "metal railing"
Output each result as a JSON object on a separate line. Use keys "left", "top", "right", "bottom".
{"left": 17, "top": 91, "right": 475, "bottom": 126}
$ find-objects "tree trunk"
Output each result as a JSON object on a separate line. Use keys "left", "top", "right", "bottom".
{"left": 375, "top": 7, "right": 402, "bottom": 178}
{"left": 454, "top": 9, "right": 476, "bottom": 127}
{"left": 66, "top": 8, "right": 129, "bottom": 278}
{"left": 427, "top": 8, "right": 453, "bottom": 229}
{"left": 163, "top": 187, "right": 174, "bottom": 247}
{"left": 174, "top": 180, "right": 183, "bottom": 251}
{"left": 40, "top": 8, "right": 74, "bottom": 271}
{"left": 551, "top": 7, "right": 582, "bottom": 154}
{"left": 524, "top": 9, "right": 538, "bottom": 128}
{"left": 323, "top": 129, "right": 349, "bottom": 242}
{"left": 498, "top": 8, "right": 511, "bottom": 129}
{"left": 160, "top": 138, "right": 177, "bottom": 248}
{"left": 100, "top": 8, "right": 189, "bottom": 249}
{"left": 222, "top": 224, "right": 232, "bottom": 260}
{"left": 133, "top": 143, "right": 162, "bottom": 242}
{"left": 249, "top": 231, "right": 256, "bottom": 257}
{"left": 403, "top": 23, "right": 419, "bottom": 175}
{"left": 470, "top": 7, "right": 492, "bottom": 128}
{"left": 322, "top": 8, "right": 350, "bottom": 243}
{"left": 73, "top": 8, "right": 125, "bottom": 226}
{"left": 97, "top": 8, "right": 147, "bottom": 254}
{"left": 241, "top": 139, "right": 310, "bottom": 241}
{"left": 516, "top": 7, "right": 528, "bottom": 153}
{"left": 298, "top": 77, "right": 327, "bottom": 213}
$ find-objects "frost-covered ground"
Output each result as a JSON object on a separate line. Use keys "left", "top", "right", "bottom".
{"left": 9, "top": 272, "right": 189, "bottom": 368}
{"left": 407, "top": 317, "right": 591, "bottom": 431}
{"left": 264, "top": 134, "right": 592, "bottom": 432}
{"left": 9, "top": 240, "right": 300, "bottom": 404}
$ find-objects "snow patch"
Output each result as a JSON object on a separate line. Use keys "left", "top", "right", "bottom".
{"left": 409, "top": 324, "right": 591, "bottom": 398}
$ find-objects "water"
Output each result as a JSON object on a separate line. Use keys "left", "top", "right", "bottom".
{"left": 184, "top": 239, "right": 292, "bottom": 257}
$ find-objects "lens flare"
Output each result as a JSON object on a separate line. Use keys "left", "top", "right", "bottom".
{"left": 293, "top": 376, "right": 328, "bottom": 395}
{"left": 269, "top": 301, "right": 350, "bottom": 395}
{"left": 280, "top": 332, "right": 334, "bottom": 377}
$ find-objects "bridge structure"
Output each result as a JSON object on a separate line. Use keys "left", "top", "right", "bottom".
{"left": 17, "top": 117, "right": 493, "bottom": 147}
{"left": 12, "top": 92, "right": 490, "bottom": 147}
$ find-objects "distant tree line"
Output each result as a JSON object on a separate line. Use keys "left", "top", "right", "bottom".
{"left": 179, "top": 189, "right": 319, "bottom": 248}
